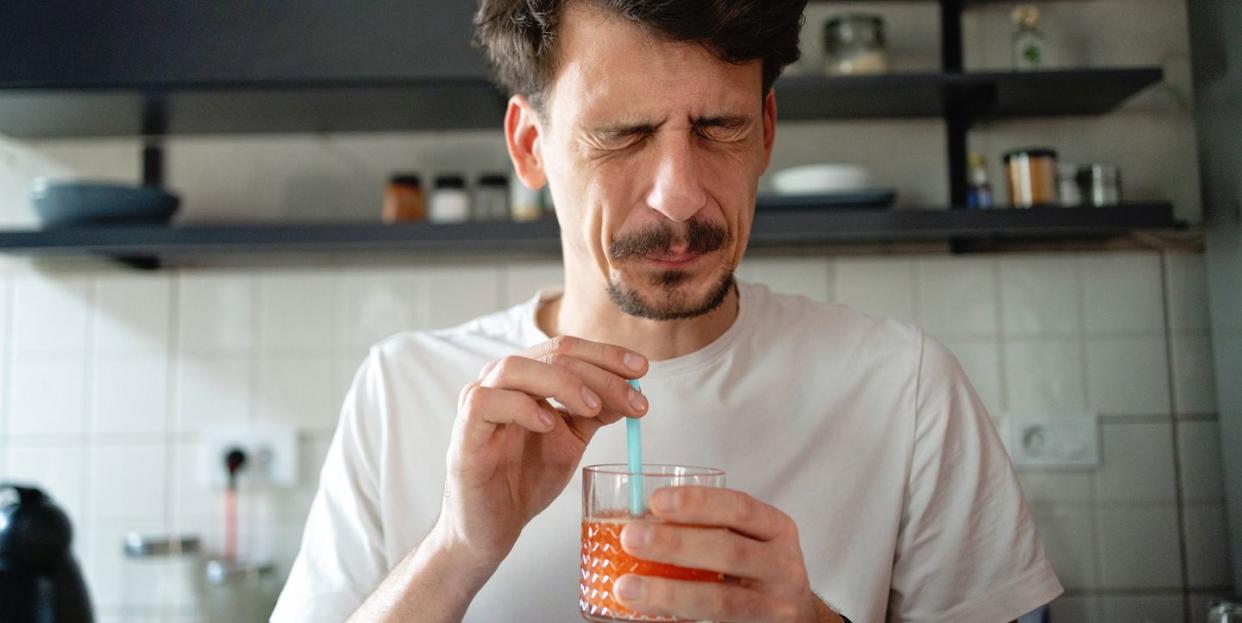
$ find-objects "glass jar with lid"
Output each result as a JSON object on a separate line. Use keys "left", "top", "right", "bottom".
{"left": 823, "top": 14, "right": 890, "bottom": 75}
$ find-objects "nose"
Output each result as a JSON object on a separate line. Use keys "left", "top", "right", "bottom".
{"left": 644, "top": 135, "right": 708, "bottom": 223}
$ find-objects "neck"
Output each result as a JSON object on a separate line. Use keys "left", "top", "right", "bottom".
{"left": 537, "top": 268, "right": 740, "bottom": 362}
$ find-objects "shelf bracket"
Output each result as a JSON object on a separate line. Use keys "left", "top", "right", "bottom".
{"left": 141, "top": 95, "right": 168, "bottom": 188}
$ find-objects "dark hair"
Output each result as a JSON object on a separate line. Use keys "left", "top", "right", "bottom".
{"left": 474, "top": 0, "right": 807, "bottom": 110}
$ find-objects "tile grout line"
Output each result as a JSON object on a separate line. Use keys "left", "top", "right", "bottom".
{"left": 1077, "top": 253, "right": 1106, "bottom": 600}
{"left": 0, "top": 274, "right": 12, "bottom": 455}
{"left": 165, "top": 272, "right": 182, "bottom": 533}
{"left": 1160, "top": 252, "right": 1195, "bottom": 620}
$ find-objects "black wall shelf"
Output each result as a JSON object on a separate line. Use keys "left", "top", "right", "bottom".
{"left": 0, "top": 68, "right": 1161, "bottom": 138}
{"left": 0, "top": 203, "right": 1178, "bottom": 268}
{"left": 777, "top": 69, "right": 1162, "bottom": 120}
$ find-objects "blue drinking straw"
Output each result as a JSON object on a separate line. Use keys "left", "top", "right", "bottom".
{"left": 625, "top": 379, "right": 645, "bottom": 516}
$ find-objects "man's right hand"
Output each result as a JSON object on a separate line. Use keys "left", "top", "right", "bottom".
{"left": 432, "top": 335, "right": 650, "bottom": 575}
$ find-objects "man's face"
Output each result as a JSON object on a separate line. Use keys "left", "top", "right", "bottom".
{"left": 528, "top": 4, "right": 776, "bottom": 320}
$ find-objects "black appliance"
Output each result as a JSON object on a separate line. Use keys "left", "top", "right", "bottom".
{"left": 0, "top": 484, "right": 93, "bottom": 623}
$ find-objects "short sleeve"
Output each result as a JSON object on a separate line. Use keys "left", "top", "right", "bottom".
{"left": 270, "top": 350, "right": 389, "bottom": 622}
{"left": 888, "top": 335, "right": 1063, "bottom": 622}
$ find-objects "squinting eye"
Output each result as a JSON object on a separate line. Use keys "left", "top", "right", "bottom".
{"left": 698, "top": 126, "right": 745, "bottom": 142}
{"left": 594, "top": 133, "right": 647, "bottom": 151}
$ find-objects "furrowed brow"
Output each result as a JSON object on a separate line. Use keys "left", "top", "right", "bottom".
{"left": 692, "top": 114, "right": 751, "bottom": 129}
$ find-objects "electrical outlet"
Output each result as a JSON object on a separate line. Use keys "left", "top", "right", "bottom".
{"left": 199, "top": 425, "right": 299, "bottom": 489}
{"left": 1007, "top": 413, "right": 1099, "bottom": 471}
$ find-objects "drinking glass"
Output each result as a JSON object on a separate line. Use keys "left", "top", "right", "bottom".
{"left": 580, "top": 464, "right": 726, "bottom": 622}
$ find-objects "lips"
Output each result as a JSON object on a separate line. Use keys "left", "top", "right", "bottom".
{"left": 644, "top": 249, "right": 704, "bottom": 266}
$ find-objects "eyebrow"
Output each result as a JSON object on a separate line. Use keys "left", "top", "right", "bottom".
{"left": 589, "top": 114, "right": 751, "bottom": 137}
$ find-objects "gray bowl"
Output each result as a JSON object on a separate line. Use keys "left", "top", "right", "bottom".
{"left": 30, "top": 180, "right": 180, "bottom": 228}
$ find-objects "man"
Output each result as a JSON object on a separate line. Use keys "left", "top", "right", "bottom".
{"left": 272, "top": 1, "right": 1063, "bottom": 621}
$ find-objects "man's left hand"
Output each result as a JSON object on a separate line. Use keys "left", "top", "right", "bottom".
{"left": 615, "top": 487, "right": 841, "bottom": 623}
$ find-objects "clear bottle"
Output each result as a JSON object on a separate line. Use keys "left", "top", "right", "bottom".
{"left": 1012, "top": 5, "right": 1047, "bottom": 71}
{"left": 473, "top": 173, "right": 509, "bottom": 221}
{"left": 966, "top": 153, "right": 993, "bottom": 210}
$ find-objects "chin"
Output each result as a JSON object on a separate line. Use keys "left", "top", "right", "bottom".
{"left": 606, "top": 267, "right": 736, "bottom": 321}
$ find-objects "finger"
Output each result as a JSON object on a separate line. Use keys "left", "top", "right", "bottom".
{"left": 525, "top": 335, "right": 648, "bottom": 379}
{"left": 481, "top": 355, "right": 602, "bottom": 418}
{"left": 619, "top": 523, "right": 771, "bottom": 580}
{"left": 649, "top": 487, "right": 789, "bottom": 542}
{"left": 538, "top": 352, "right": 648, "bottom": 419}
{"left": 457, "top": 383, "right": 558, "bottom": 445}
{"left": 614, "top": 574, "right": 791, "bottom": 623}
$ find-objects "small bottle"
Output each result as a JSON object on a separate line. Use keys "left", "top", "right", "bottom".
{"left": 1012, "top": 5, "right": 1047, "bottom": 71}
{"left": 1056, "top": 162, "right": 1083, "bottom": 207}
{"left": 966, "top": 153, "right": 993, "bottom": 210}
{"left": 381, "top": 174, "right": 425, "bottom": 223}
{"left": 510, "top": 171, "right": 543, "bottom": 222}
{"left": 473, "top": 174, "right": 509, "bottom": 221}
{"left": 429, "top": 175, "right": 470, "bottom": 224}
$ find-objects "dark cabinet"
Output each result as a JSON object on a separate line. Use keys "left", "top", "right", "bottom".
{"left": 0, "top": 1, "right": 488, "bottom": 86}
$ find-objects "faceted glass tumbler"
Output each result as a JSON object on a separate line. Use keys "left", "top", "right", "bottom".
{"left": 579, "top": 464, "right": 726, "bottom": 623}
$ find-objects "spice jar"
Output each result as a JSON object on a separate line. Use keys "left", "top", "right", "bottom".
{"left": 1003, "top": 148, "right": 1058, "bottom": 208}
{"left": 1056, "top": 162, "right": 1083, "bottom": 207}
{"left": 474, "top": 174, "right": 509, "bottom": 221}
{"left": 510, "top": 172, "right": 543, "bottom": 222}
{"left": 1084, "top": 163, "right": 1122, "bottom": 206}
{"left": 824, "top": 14, "right": 889, "bottom": 75}
{"left": 429, "top": 175, "right": 470, "bottom": 224}
{"left": 382, "top": 174, "right": 425, "bottom": 223}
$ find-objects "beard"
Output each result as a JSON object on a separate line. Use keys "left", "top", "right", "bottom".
{"left": 605, "top": 218, "right": 736, "bottom": 321}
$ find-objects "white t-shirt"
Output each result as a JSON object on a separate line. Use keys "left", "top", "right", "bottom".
{"left": 272, "top": 281, "right": 1062, "bottom": 622}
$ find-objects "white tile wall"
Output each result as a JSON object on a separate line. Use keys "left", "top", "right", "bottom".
{"left": 1165, "top": 254, "right": 1212, "bottom": 332}
{"left": 1096, "top": 507, "right": 1183, "bottom": 589}
{"left": 1095, "top": 594, "right": 1186, "bottom": 622}
{"left": 736, "top": 257, "right": 832, "bottom": 302}
{"left": 834, "top": 257, "right": 916, "bottom": 323}
{"left": 1085, "top": 337, "right": 1171, "bottom": 416}
{"left": 93, "top": 273, "right": 171, "bottom": 357}
{"left": 259, "top": 272, "right": 336, "bottom": 354}
{"left": 1082, "top": 253, "right": 1166, "bottom": 335}
{"left": 178, "top": 272, "right": 256, "bottom": 353}
{"left": 8, "top": 357, "right": 89, "bottom": 437}
{"left": 999, "top": 255, "right": 1083, "bottom": 337}
{"left": 502, "top": 262, "right": 564, "bottom": 307}
{"left": 255, "top": 356, "right": 339, "bottom": 432}
{"left": 0, "top": 250, "right": 1225, "bottom": 618}
{"left": 0, "top": 442, "right": 88, "bottom": 525}
{"left": 1184, "top": 505, "right": 1233, "bottom": 589}
{"left": 88, "top": 443, "right": 168, "bottom": 521}
{"left": 1093, "top": 422, "right": 1178, "bottom": 504}
{"left": 1171, "top": 333, "right": 1220, "bottom": 415}
{"left": 92, "top": 357, "right": 170, "bottom": 435}
{"left": 175, "top": 355, "right": 253, "bottom": 434}
{"left": 334, "top": 268, "right": 423, "bottom": 351}
{"left": 915, "top": 257, "right": 998, "bottom": 337}
{"left": 424, "top": 265, "right": 502, "bottom": 329}
{"left": 1179, "top": 421, "right": 1226, "bottom": 503}
{"left": 1003, "top": 338, "right": 1087, "bottom": 412}
{"left": 12, "top": 272, "right": 92, "bottom": 356}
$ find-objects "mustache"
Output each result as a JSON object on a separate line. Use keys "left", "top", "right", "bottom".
{"left": 609, "top": 219, "right": 730, "bottom": 260}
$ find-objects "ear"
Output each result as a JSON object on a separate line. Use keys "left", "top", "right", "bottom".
{"left": 760, "top": 89, "right": 778, "bottom": 173}
{"left": 504, "top": 94, "right": 547, "bottom": 190}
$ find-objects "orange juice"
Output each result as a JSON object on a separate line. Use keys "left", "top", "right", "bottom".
{"left": 579, "top": 516, "right": 723, "bottom": 622}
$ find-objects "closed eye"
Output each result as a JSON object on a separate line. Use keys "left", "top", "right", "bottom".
{"left": 694, "top": 116, "right": 750, "bottom": 142}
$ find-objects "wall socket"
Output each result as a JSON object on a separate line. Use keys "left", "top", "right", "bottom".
{"left": 199, "top": 425, "right": 299, "bottom": 489}
{"left": 1006, "top": 412, "right": 1099, "bottom": 471}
